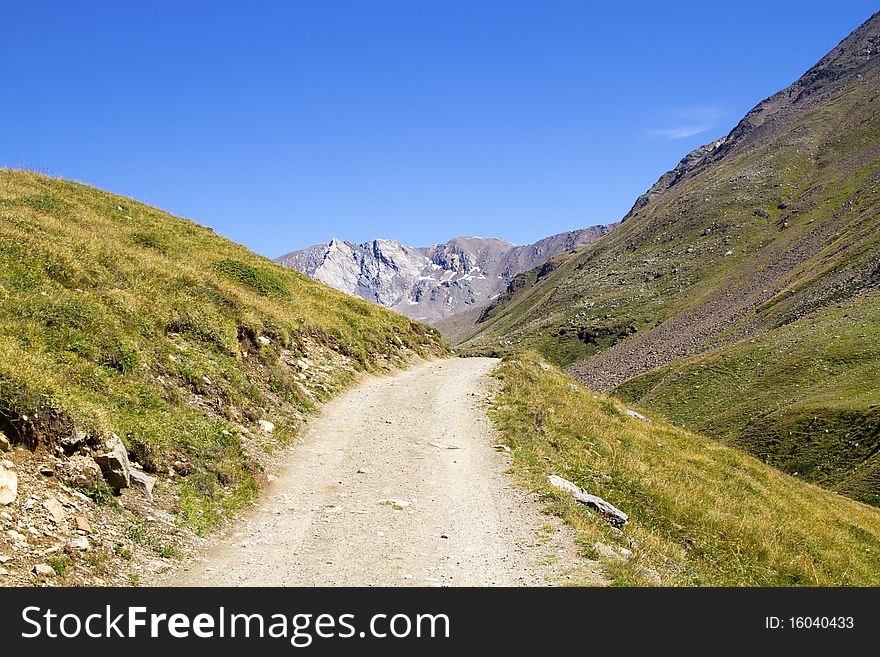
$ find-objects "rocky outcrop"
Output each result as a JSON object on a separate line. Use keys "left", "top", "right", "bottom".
{"left": 621, "top": 137, "right": 728, "bottom": 222}
{"left": 93, "top": 434, "right": 131, "bottom": 491}
{"left": 129, "top": 470, "right": 157, "bottom": 502}
{"left": 276, "top": 227, "right": 613, "bottom": 323}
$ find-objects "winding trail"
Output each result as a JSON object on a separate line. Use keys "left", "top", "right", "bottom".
{"left": 168, "top": 357, "right": 606, "bottom": 586}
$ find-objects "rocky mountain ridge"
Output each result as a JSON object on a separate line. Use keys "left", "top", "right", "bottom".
{"left": 276, "top": 226, "right": 614, "bottom": 323}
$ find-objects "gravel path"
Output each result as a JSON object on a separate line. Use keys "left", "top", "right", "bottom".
{"left": 167, "top": 357, "right": 606, "bottom": 586}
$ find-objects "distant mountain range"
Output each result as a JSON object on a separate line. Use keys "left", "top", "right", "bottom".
{"left": 275, "top": 226, "right": 613, "bottom": 322}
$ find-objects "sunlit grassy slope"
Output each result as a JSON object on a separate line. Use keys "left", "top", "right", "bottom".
{"left": 0, "top": 169, "right": 446, "bottom": 531}
{"left": 615, "top": 290, "right": 880, "bottom": 505}
{"left": 491, "top": 354, "right": 880, "bottom": 586}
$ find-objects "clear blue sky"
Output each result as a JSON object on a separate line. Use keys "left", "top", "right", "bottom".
{"left": 2, "top": 1, "right": 877, "bottom": 256}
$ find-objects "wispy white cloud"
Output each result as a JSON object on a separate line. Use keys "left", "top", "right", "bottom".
{"left": 646, "top": 105, "right": 724, "bottom": 140}
{"left": 650, "top": 125, "right": 711, "bottom": 140}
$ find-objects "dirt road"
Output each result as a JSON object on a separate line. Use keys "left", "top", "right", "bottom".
{"left": 167, "top": 357, "right": 605, "bottom": 586}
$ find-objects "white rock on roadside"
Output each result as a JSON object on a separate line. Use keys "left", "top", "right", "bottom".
{"left": 548, "top": 474, "right": 629, "bottom": 527}
{"left": 0, "top": 465, "right": 17, "bottom": 506}
{"left": 258, "top": 419, "right": 275, "bottom": 433}
{"left": 94, "top": 434, "right": 131, "bottom": 490}
{"left": 67, "top": 537, "right": 90, "bottom": 551}
{"left": 624, "top": 409, "right": 651, "bottom": 423}
{"left": 148, "top": 560, "right": 171, "bottom": 574}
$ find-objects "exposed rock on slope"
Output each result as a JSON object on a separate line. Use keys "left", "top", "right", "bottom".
{"left": 276, "top": 226, "right": 613, "bottom": 323}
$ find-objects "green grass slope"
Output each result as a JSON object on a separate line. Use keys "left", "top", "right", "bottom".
{"left": 491, "top": 355, "right": 880, "bottom": 586}
{"left": 0, "top": 169, "right": 446, "bottom": 531}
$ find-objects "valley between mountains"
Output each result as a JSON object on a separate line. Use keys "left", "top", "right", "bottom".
{"left": 2, "top": 11, "right": 880, "bottom": 588}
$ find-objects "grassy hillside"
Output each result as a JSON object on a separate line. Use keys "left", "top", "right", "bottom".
{"left": 0, "top": 169, "right": 446, "bottom": 531}
{"left": 462, "top": 14, "right": 880, "bottom": 505}
{"left": 490, "top": 354, "right": 880, "bottom": 586}
{"left": 615, "top": 290, "right": 880, "bottom": 505}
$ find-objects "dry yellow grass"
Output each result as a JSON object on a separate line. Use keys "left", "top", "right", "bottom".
{"left": 490, "top": 353, "right": 880, "bottom": 586}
